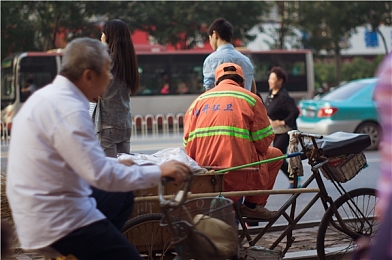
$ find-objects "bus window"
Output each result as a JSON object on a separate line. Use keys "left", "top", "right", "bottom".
{"left": 20, "top": 56, "right": 57, "bottom": 87}
{"left": 170, "top": 54, "right": 206, "bottom": 94}
{"left": 2, "top": 50, "right": 314, "bottom": 121}
{"left": 137, "top": 55, "right": 170, "bottom": 95}
{"left": 248, "top": 52, "right": 308, "bottom": 96}
{"left": 19, "top": 72, "right": 54, "bottom": 102}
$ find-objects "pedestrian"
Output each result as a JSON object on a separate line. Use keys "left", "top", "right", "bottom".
{"left": 93, "top": 19, "right": 139, "bottom": 158}
{"left": 160, "top": 73, "right": 170, "bottom": 94}
{"left": 20, "top": 78, "right": 36, "bottom": 102}
{"left": 264, "top": 66, "right": 300, "bottom": 188}
{"left": 6, "top": 37, "right": 191, "bottom": 260}
{"left": 92, "top": 19, "right": 142, "bottom": 236}
{"left": 184, "top": 62, "right": 283, "bottom": 220}
{"left": 203, "top": 18, "right": 256, "bottom": 93}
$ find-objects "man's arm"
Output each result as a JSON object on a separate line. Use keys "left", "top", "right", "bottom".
{"left": 53, "top": 111, "right": 162, "bottom": 191}
{"left": 243, "top": 58, "right": 255, "bottom": 92}
{"left": 203, "top": 57, "right": 216, "bottom": 91}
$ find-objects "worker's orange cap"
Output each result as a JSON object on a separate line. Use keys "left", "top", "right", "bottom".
{"left": 215, "top": 62, "right": 244, "bottom": 82}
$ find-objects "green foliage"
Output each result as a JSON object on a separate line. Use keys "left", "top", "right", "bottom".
{"left": 32, "top": 1, "right": 101, "bottom": 51}
{"left": 314, "top": 63, "right": 336, "bottom": 89}
{"left": 1, "top": 2, "right": 38, "bottom": 58}
{"left": 1, "top": 1, "right": 101, "bottom": 57}
{"left": 130, "top": 1, "right": 269, "bottom": 49}
{"left": 264, "top": 1, "right": 302, "bottom": 50}
{"left": 1, "top": 1, "right": 270, "bottom": 55}
{"left": 297, "top": 1, "right": 391, "bottom": 84}
{"left": 314, "top": 55, "right": 385, "bottom": 89}
{"left": 341, "top": 57, "right": 378, "bottom": 81}
{"left": 297, "top": 2, "right": 355, "bottom": 53}
{"left": 1, "top": 1, "right": 391, "bottom": 57}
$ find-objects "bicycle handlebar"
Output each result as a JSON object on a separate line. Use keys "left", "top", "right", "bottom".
{"left": 159, "top": 174, "right": 193, "bottom": 209}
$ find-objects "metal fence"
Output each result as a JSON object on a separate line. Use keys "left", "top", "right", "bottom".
{"left": 131, "top": 113, "right": 185, "bottom": 140}
{"left": 1, "top": 113, "right": 185, "bottom": 147}
{"left": 1, "top": 121, "right": 10, "bottom": 147}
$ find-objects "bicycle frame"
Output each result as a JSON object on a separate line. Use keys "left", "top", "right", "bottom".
{"left": 237, "top": 131, "right": 373, "bottom": 257}
{"left": 151, "top": 131, "right": 375, "bottom": 260}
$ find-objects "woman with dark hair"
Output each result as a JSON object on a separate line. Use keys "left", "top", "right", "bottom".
{"left": 92, "top": 19, "right": 139, "bottom": 243}
{"left": 93, "top": 19, "right": 139, "bottom": 158}
{"left": 265, "top": 66, "right": 300, "bottom": 188}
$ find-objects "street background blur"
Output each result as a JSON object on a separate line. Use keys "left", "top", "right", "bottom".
{"left": 2, "top": 1, "right": 391, "bottom": 89}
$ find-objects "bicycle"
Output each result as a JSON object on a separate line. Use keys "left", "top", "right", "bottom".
{"left": 122, "top": 130, "right": 379, "bottom": 260}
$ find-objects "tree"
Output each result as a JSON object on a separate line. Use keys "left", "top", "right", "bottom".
{"left": 2, "top": 1, "right": 271, "bottom": 55}
{"left": 1, "top": 2, "right": 37, "bottom": 58}
{"left": 355, "top": 1, "right": 392, "bottom": 54}
{"left": 1, "top": 1, "right": 103, "bottom": 57}
{"left": 297, "top": 2, "right": 366, "bottom": 85}
{"left": 31, "top": 1, "right": 101, "bottom": 51}
{"left": 263, "top": 1, "right": 302, "bottom": 50}
{"left": 128, "top": 1, "right": 270, "bottom": 49}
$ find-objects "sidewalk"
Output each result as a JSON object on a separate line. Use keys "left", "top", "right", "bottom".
{"left": 248, "top": 225, "right": 321, "bottom": 260}
{"left": 5, "top": 225, "right": 348, "bottom": 260}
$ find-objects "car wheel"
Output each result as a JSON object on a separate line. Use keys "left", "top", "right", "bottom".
{"left": 355, "top": 122, "right": 380, "bottom": 150}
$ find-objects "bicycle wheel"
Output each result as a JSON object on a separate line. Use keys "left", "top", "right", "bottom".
{"left": 121, "top": 213, "right": 175, "bottom": 260}
{"left": 317, "top": 188, "right": 379, "bottom": 260}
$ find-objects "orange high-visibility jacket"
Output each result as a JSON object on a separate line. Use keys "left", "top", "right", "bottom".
{"left": 184, "top": 80, "right": 275, "bottom": 191}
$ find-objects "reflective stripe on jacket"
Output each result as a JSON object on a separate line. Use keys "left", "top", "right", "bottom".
{"left": 184, "top": 80, "right": 274, "bottom": 191}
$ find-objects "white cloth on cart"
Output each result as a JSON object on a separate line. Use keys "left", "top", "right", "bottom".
{"left": 118, "top": 147, "right": 208, "bottom": 175}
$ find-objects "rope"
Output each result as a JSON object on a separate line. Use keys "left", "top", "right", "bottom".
{"left": 288, "top": 130, "right": 304, "bottom": 177}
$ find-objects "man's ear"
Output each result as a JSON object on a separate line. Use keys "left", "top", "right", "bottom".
{"left": 84, "top": 69, "right": 94, "bottom": 81}
{"left": 214, "top": 31, "right": 220, "bottom": 39}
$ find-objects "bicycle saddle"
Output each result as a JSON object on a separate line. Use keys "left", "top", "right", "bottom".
{"left": 306, "top": 131, "right": 371, "bottom": 157}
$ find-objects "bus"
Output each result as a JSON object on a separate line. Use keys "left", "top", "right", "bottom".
{"left": 1, "top": 48, "right": 314, "bottom": 133}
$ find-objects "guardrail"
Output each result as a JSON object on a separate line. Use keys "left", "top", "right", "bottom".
{"left": 1, "top": 121, "right": 10, "bottom": 147}
{"left": 131, "top": 113, "right": 184, "bottom": 140}
{"left": 89, "top": 103, "right": 184, "bottom": 140}
{"left": 0, "top": 113, "right": 185, "bottom": 148}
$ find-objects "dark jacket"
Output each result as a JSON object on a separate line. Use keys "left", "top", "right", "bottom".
{"left": 264, "top": 88, "right": 299, "bottom": 130}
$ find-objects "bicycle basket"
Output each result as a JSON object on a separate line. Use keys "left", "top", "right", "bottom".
{"left": 320, "top": 152, "right": 367, "bottom": 183}
{"left": 161, "top": 197, "right": 237, "bottom": 260}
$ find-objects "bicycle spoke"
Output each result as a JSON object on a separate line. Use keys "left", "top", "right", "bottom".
{"left": 122, "top": 214, "right": 175, "bottom": 260}
{"left": 317, "top": 188, "right": 379, "bottom": 260}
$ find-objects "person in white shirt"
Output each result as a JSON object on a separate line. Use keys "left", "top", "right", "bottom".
{"left": 6, "top": 37, "right": 191, "bottom": 260}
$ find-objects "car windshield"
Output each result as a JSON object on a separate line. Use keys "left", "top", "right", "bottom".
{"left": 321, "top": 81, "right": 368, "bottom": 101}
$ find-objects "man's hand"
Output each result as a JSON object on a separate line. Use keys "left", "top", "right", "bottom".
{"left": 159, "top": 160, "right": 192, "bottom": 183}
{"left": 118, "top": 158, "right": 136, "bottom": 166}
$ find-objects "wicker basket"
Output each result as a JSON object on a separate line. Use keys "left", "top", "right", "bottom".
{"left": 320, "top": 152, "right": 367, "bottom": 183}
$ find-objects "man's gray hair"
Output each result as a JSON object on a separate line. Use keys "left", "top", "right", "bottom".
{"left": 60, "top": 38, "right": 110, "bottom": 81}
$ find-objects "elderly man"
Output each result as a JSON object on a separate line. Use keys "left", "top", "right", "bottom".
{"left": 6, "top": 38, "right": 190, "bottom": 259}
{"left": 184, "top": 62, "right": 282, "bottom": 220}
